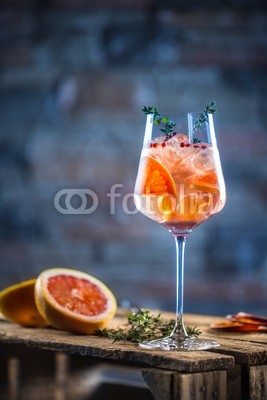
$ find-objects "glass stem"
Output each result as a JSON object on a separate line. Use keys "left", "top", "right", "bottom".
{"left": 172, "top": 235, "right": 188, "bottom": 338}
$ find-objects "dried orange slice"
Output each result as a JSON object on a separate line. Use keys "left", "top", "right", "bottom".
{"left": 210, "top": 312, "right": 267, "bottom": 332}
{"left": 210, "top": 321, "right": 267, "bottom": 332}
{"left": 211, "top": 321, "right": 251, "bottom": 331}
{"left": 34, "top": 268, "right": 117, "bottom": 334}
{"left": 0, "top": 279, "right": 47, "bottom": 327}
{"left": 135, "top": 156, "right": 176, "bottom": 196}
{"left": 227, "top": 312, "right": 267, "bottom": 326}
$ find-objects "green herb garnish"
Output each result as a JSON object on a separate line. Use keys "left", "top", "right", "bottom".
{"left": 142, "top": 101, "right": 216, "bottom": 143}
{"left": 95, "top": 309, "right": 201, "bottom": 343}
{"left": 193, "top": 100, "right": 216, "bottom": 132}
{"left": 142, "top": 106, "right": 176, "bottom": 135}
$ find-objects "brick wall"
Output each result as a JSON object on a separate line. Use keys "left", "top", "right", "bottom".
{"left": 0, "top": 2, "right": 267, "bottom": 315}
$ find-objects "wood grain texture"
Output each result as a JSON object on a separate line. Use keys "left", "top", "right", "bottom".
{"left": 248, "top": 365, "right": 267, "bottom": 400}
{"left": 0, "top": 310, "right": 266, "bottom": 373}
{"left": 141, "top": 369, "right": 173, "bottom": 400}
{"left": 174, "top": 370, "right": 227, "bottom": 400}
{"left": 0, "top": 319, "right": 233, "bottom": 373}
{"left": 226, "top": 365, "right": 242, "bottom": 400}
{"left": 208, "top": 340, "right": 267, "bottom": 366}
{"left": 173, "top": 313, "right": 267, "bottom": 366}
{"left": 1, "top": 311, "right": 267, "bottom": 400}
{"left": 142, "top": 369, "right": 227, "bottom": 400}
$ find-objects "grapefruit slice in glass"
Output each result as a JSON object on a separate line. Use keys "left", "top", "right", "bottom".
{"left": 34, "top": 268, "right": 117, "bottom": 334}
{"left": 0, "top": 279, "right": 47, "bottom": 327}
{"left": 135, "top": 156, "right": 176, "bottom": 196}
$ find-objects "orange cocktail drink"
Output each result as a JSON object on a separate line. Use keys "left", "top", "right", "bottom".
{"left": 135, "top": 132, "right": 225, "bottom": 233}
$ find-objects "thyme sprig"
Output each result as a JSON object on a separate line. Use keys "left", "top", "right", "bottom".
{"left": 142, "top": 106, "right": 176, "bottom": 135}
{"left": 193, "top": 101, "right": 216, "bottom": 132}
{"left": 95, "top": 309, "right": 201, "bottom": 343}
{"left": 142, "top": 101, "right": 217, "bottom": 143}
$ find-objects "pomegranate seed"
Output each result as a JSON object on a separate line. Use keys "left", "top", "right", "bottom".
{"left": 193, "top": 145, "right": 199, "bottom": 148}
{"left": 180, "top": 142, "right": 185, "bottom": 147}
{"left": 186, "top": 143, "right": 191, "bottom": 147}
{"left": 149, "top": 143, "right": 153, "bottom": 148}
{"left": 153, "top": 143, "right": 157, "bottom": 148}
{"left": 201, "top": 145, "right": 207, "bottom": 149}
{"left": 162, "top": 142, "right": 166, "bottom": 148}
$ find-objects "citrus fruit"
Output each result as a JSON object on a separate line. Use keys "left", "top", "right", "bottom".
{"left": 0, "top": 279, "right": 47, "bottom": 327}
{"left": 34, "top": 268, "right": 117, "bottom": 334}
{"left": 135, "top": 156, "right": 176, "bottom": 197}
{"left": 134, "top": 156, "right": 177, "bottom": 222}
{"left": 194, "top": 169, "right": 218, "bottom": 187}
{"left": 190, "top": 183, "right": 219, "bottom": 194}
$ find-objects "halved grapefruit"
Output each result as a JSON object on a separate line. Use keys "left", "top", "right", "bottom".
{"left": 34, "top": 268, "right": 117, "bottom": 334}
{"left": 0, "top": 279, "right": 47, "bottom": 327}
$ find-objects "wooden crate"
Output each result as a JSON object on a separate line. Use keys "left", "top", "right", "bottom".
{"left": 0, "top": 311, "right": 266, "bottom": 400}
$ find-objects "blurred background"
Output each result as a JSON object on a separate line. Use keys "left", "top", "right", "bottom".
{"left": 1, "top": 0, "right": 267, "bottom": 317}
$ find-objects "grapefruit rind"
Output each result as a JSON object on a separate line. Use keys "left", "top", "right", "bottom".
{"left": 0, "top": 279, "right": 47, "bottom": 327}
{"left": 136, "top": 156, "right": 176, "bottom": 197}
{"left": 34, "top": 268, "right": 117, "bottom": 334}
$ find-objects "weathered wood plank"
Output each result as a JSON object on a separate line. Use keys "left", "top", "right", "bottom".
{"left": 207, "top": 332, "right": 267, "bottom": 346}
{"left": 226, "top": 365, "right": 242, "bottom": 400}
{"left": 174, "top": 314, "right": 267, "bottom": 366}
{"left": 208, "top": 340, "right": 267, "bottom": 366}
{"left": 7, "top": 357, "right": 20, "bottom": 400}
{"left": 173, "top": 313, "right": 267, "bottom": 346}
{"left": 248, "top": 365, "right": 267, "bottom": 400}
{"left": 181, "top": 316, "right": 267, "bottom": 348}
{"left": 141, "top": 369, "right": 173, "bottom": 400}
{"left": 142, "top": 369, "right": 227, "bottom": 400}
{"left": 173, "top": 370, "right": 227, "bottom": 400}
{"left": 158, "top": 313, "right": 267, "bottom": 366}
{"left": 1, "top": 311, "right": 267, "bottom": 400}
{"left": 0, "top": 321, "right": 234, "bottom": 373}
{"left": 54, "top": 352, "right": 69, "bottom": 400}
{"left": 116, "top": 310, "right": 267, "bottom": 346}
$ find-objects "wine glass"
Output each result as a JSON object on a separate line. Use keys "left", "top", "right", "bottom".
{"left": 134, "top": 108, "right": 226, "bottom": 350}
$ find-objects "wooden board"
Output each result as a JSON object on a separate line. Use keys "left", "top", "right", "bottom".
{"left": 248, "top": 365, "right": 267, "bottom": 400}
{"left": 1, "top": 311, "right": 267, "bottom": 400}
{"left": 0, "top": 318, "right": 234, "bottom": 374}
{"left": 182, "top": 314, "right": 267, "bottom": 366}
{"left": 1, "top": 310, "right": 266, "bottom": 373}
{"left": 142, "top": 368, "right": 227, "bottom": 400}
{"left": 185, "top": 314, "right": 267, "bottom": 345}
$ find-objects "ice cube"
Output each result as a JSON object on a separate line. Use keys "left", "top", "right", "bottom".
{"left": 168, "top": 133, "right": 189, "bottom": 144}
{"left": 154, "top": 135, "right": 166, "bottom": 144}
{"left": 193, "top": 145, "right": 215, "bottom": 171}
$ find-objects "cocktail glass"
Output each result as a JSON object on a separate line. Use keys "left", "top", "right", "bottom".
{"left": 134, "top": 111, "right": 226, "bottom": 350}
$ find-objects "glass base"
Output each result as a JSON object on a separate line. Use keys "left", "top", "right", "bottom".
{"left": 139, "top": 335, "right": 220, "bottom": 351}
